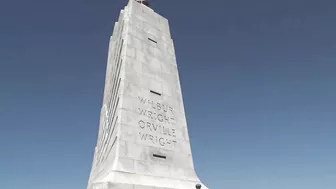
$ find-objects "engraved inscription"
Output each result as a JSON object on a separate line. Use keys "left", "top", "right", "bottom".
{"left": 138, "top": 108, "right": 175, "bottom": 125}
{"left": 136, "top": 96, "right": 177, "bottom": 149}
{"left": 138, "top": 97, "right": 174, "bottom": 113}
{"left": 138, "top": 120, "right": 176, "bottom": 137}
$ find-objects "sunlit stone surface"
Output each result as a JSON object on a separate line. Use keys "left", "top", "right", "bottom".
{"left": 86, "top": 1, "right": 208, "bottom": 189}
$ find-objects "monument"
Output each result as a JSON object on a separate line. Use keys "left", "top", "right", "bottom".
{"left": 86, "top": 1, "right": 208, "bottom": 189}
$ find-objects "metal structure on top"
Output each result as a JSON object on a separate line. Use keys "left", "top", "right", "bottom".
{"left": 136, "top": 0, "right": 150, "bottom": 7}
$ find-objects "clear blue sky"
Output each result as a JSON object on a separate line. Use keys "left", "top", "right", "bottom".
{"left": 1, "top": 0, "right": 336, "bottom": 188}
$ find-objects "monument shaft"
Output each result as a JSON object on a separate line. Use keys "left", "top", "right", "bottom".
{"left": 87, "top": 1, "right": 207, "bottom": 188}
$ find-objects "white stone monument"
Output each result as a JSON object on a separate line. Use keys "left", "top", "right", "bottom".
{"left": 86, "top": 1, "right": 208, "bottom": 189}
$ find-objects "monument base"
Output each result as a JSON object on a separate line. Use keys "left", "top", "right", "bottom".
{"left": 89, "top": 171, "right": 208, "bottom": 189}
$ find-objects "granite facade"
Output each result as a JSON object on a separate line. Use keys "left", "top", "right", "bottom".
{"left": 87, "top": 1, "right": 208, "bottom": 189}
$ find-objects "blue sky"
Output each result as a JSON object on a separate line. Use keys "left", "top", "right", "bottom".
{"left": 0, "top": 0, "right": 336, "bottom": 188}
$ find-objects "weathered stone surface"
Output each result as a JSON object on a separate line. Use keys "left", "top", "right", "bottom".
{"left": 86, "top": 1, "right": 208, "bottom": 189}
